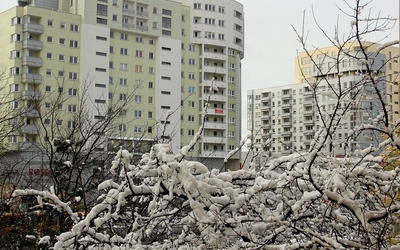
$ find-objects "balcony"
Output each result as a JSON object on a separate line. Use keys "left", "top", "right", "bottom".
{"left": 22, "top": 56, "right": 43, "bottom": 67}
{"left": 202, "top": 137, "right": 227, "bottom": 144}
{"left": 303, "top": 108, "right": 314, "bottom": 115}
{"left": 281, "top": 131, "right": 292, "bottom": 137}
{"left": 282, "top": 102, "right": 291, "bottom": 108}
{"left": 282, "top": 121, "right": 292, "bottom": 127}
{"left": 122, "top": 23, "right": 135, "bottom": 29}
{"left": 22, "top": 73, "right": 42, "bottom": 84}
{"left": 21, "top": 125, "right": 39, "bottom": 135}
{"left": 261, "top": 105, "right": 270, "bottom": 111}
{"left": 262, "top": 123, "right": 271, "bottom": 129}
{"left": 23, "top": 40, "right": 43, "bottom": 51}
{"left": 201, "top": 51, "right": 226, "bottom": 61}
{"left": 136, "top": 11, "right": 149, "bottom": 18}
{"left": 200, "top": 151, "right": 227, "bottom": 158}
{"left": 304, "top": 119, "right": 315, "bottom": 125}
{"left": 22, "top": 90, "right": 42, "bottom": 100}
{"left": 205, "top": 108, "right": 225, "bottom": 116}
{"left": 281, "top": 112, "right": 291, "bottom": 118}
{"left": 21, "top": 107, "right": 39, "bottom": 118}
{"left": 261, "top": 114, "right": 270, "bottom": 120}
{"left": 23, "top": 23, "right": 43, "bottom": 34}
{"left": 201, "top": 65, "right": 227, "bottom": 75}
{"left": 208, "top": 94, "right": 227, "bottom": 102}
{"left": 201, "top": 80, "right": 227, "bottom": 90}
{"left": 204, "top": 122, "right": 226, "bottom": 130}
{"left": 136, "top": 25, "right": 149, "bottom": 32}
{"left": 122, "top": 8, "right": 135, "bottom": 16}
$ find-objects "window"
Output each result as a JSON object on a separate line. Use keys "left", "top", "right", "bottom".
{"left": 46, "top": 53, "right": 53, "bottom": 59}
{"left": 148, "top": 111, "right": 153, "bottom": 118}
{"left": 113, "top": 0, "right": 118, "bottom": 6}
{"left": 194, "top": 3, "right": 201, "bottom": 9}
{"left": 58, "top": 71, "right": 64, "bottom": 77}
{"left": 70, "top": 24, "right": 79, "bottom": 32}
{"left": 162, "top": 46, "right": 171, "bottom": 51}
{"left": 44, "top": 119, "right": 50, "bottom": 125}
{"left": 135, "top": 36, "right": 143, "bottom": 43}
{"left": 97, "top": 4, "right": 108, "bottom": 16}
{"left": 162, "top": 61, "right": 171, "bottom": 65}
{"left": 134, "top": 95, "right": 142, "bottom": 103}
{"left": 120, "top": 48, "right": 128, "bottom": 55}
{"left": 11, "top": 34, "right": 21, "bottom": 42}
{"left": 149, "top": 52, "right": 154, "bottom": 59}
{"left": 11, "top": 17, "right": 21, "bottom": 25}
{"left": 119, "top": 124, "right": 126, "bottom": 132}
{"left": 188, "top": 129, "right": 195, "bottom": 136}
{"left": 218, "top": 33, "right": 225, "bottom": 40}
{"left": 60, "top": 22, "right": 65, "bottom": 29}
{"left": 59, "top": 54, "right": 65, "bottom": 61}
{"left": 162, "top": 9, "right": 172, "bottom": 16}
{"left": 10, "top": 50, "right": 20, "bottom": 58}
{"left": 188, "top": 73, "right": 195, "bottom": 80}
{"left": 218, "top": 6, "right": 225, "bottom": 13}
{"left": 8, "top": 135, "right": 17, "bottom": 143}
{"left": 47, "top": 36, "right": 53, "bottom": 43}
{"left": 11, "top": 101, "right": 18, "bottom": 109}
{"left": 148, "top": 67, "right": 154, "bottom": 74}
{"left": 189, "top": 44, "right": 196, "bottom": 51}
{"left": 59, "top": 38, "right": 65, "bottom": 45}
{"left": 205, "top": 4, "right": 216, "bottom": 11}
{"left": 68, "top": 104, "right": 77, "bottom": 112}
{"left": 69, "top": 56, "right": 78, "bottom": 64}
{"left": 120, "top": 63, "right": 128, "bottom": 71}
{"left": 205, "top": 18, "right": 215, "bottom": 25}
{"left": 134, "top": 126, "right": 142, "bottom": 133}
{"left": 134, "top": 110, "right": 142, "bottom": 118}
{"left": 119, "top": 93, "right": 127, "bottom": 101}
{"left": 162, "top": 17, "right": 171, "bottom": 28}
{"left": 96, "top": 36, "right": 107, "bottom": 41}
{"left": 45, "top": 69, "right": 52, "bottom": 76}
{"left": 188, "top": 101, "right": 195, "bottom": 108}
{"left": 188, "top": 86, "right": 195, "bottom": 94}
{"left": 10, "top": 84, "right": 19, "bottom": 92}
{"left": 188, "top": 115, "right": 195, "bottom": 122}
{"left": 218, "top": 20, "right": 225, "bottom": 27}
{"left": 48, "top": 20, "right": 53, "bottom": 26}
{"left": 68, "top": 121, "right": 76, "bottom": 129}
{"left": 68, "top": 88, "right": 77, "bottom": 96}
{"left": 69, "top": 72, "right": 78, "bottom": 80}
{"left": 95, "top": 99, "right": 106, "bottom": 104}
{"left": 97, "top": 18, "right": 107, "bottom": 25}
{"left": 161, "top": 105, "right": 170, "bottom": 109}
{"left": 119, "top": 78, "right": 127, "bottom": 85}
{"left": 70, "top": 40, "right": 79, "bottom": 48}
{"left": 135, "top": 50, "right": 143, "bottom": 57}
{"left": 148, "top": 82, "right": 153, "bottom": 88}
{"left": 109, "top": 92, "right": 113, "bottom": 99}
{"left": 58, "top": 87, "right": 64, "bottom": 93}
{"left": 112, "top": 14, "right": 118, "bottom": 22}
{"left": 205, "top": 32, "right": 215, "bottom": 39}
{"left": 109, "top": 61, "right": 114, "bottom": 68}
{"left": 135, "top": 65, "right": 143, "bottom": 72}
{"left": 188, "top": 58, "right": 195, "bottom": 65}
{"left": 95, "top": 67, "right": 107, "bottom": 72}
{"left": 110, "top": 46, "right": 114, "bottom": 53}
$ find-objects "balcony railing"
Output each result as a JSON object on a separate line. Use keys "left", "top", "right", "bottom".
{"left": 21, "top": 125, "right": 39, "bottom": 135}
{"left": 122, "top": 8, "right": 135, "bottom": 16}
{"left": 22, "top": 73, "right": 42, "bottom": 84}
{"left": 22, "top": 56, "right": 43, "bottom": 67}
{"left": 22, "top": 90, "right": 42, "bottom": 100}
{"left": 204, "top": 122, "right": 226, "bottom": 130}
{"left": 23, "top": 40, "right": 43, "bottom": 51}
{"left": 21, "top": 107, "right": 39, "bottom": 118}
{"left": 23, "top": 23, "right": 43, "bottom": 34}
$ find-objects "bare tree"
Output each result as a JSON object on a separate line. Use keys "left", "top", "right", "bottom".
{"left": 10, "top": 0, "right": 400, "bottom": 249}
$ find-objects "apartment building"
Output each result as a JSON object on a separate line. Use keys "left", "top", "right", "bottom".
{"left": 0, "top": 0, "right": 244, "bottom": 169}
{"left": 248, "top": 43, "right": 391, "bottom": 160}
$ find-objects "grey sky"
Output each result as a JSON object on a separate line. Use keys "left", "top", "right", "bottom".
{"left": 0, "top": 1, "right": 398, "bottom": 139}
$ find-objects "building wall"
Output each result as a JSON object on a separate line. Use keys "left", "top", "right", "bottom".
{"left": 0, "top": 0, "right": 244, "bottom": 168}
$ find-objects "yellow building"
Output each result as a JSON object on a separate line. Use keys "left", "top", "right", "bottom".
{"left": 295, "top": 42, "right": 400, "bottom": 124}
{"left": 0, "top": 0, "right": 245, "bottom": 170}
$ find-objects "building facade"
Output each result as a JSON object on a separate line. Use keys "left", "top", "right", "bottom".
{"left": 248, "top": 43, "right": 392, "bottom": 161}
{"left": 0, "top": 0, "right": 244, "bottom": 170}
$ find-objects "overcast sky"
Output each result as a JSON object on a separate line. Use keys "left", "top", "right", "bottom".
{"left": 0, "top": 1, "right": 398, "bottom": 138}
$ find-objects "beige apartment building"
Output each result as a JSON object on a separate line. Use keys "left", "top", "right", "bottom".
{"left": 0, "top": 0, "right": 244, "bottom": 170}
